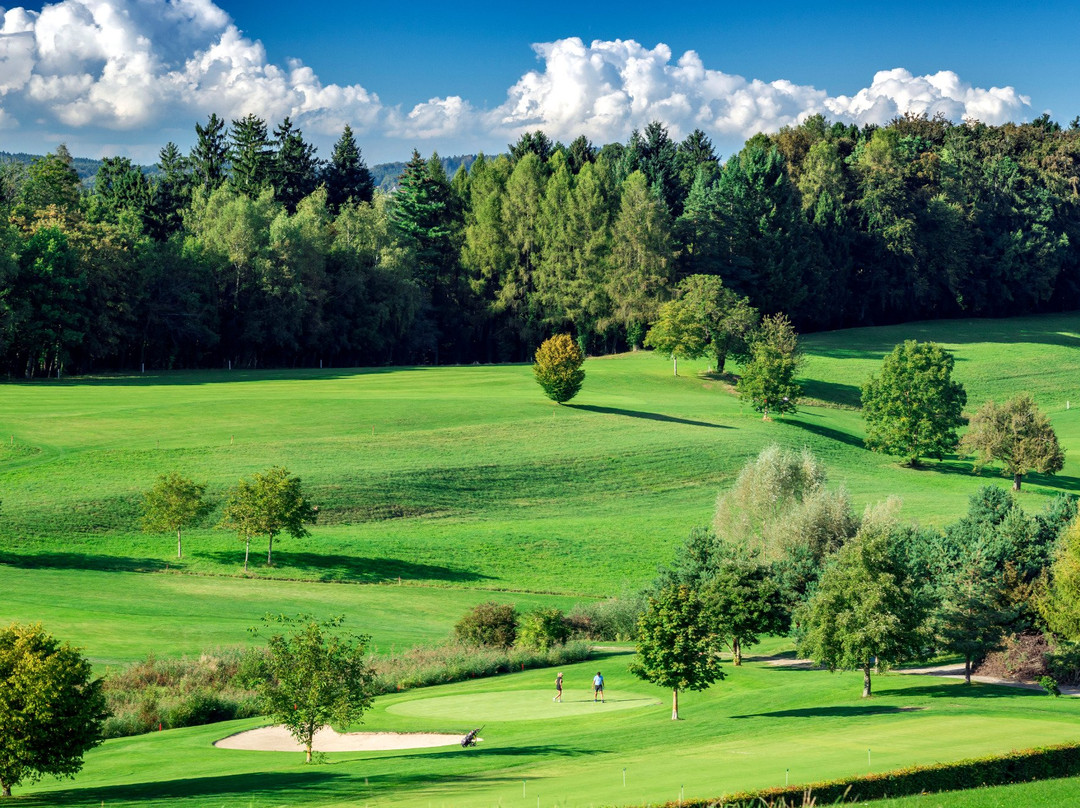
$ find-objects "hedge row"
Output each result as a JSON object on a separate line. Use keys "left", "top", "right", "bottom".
{"left": 642, "top": 742, "right": 1080, "bottom": 808}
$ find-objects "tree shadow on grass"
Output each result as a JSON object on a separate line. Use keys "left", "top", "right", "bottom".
{"left": 383, "top": 744, "right": 604, "bottom": 763}
{"left": 784, "top": 416, "right": 865, "bottom": 449}
{"left": 197, "top": 550, "right": 491, "bottom": 584}
{"left": 21, "top": 769, "right": 519, "bottom": 805}
{"left": 874, "top": 682, "right": 1044, "bottom": 699}
{"left": 799, "top": 379, "right": 863, "bottom": 409}
{"left": 566, "top": 404, "right": 730, "bottom": 429}
{"left": 732, "top": 705, "right": 924, "bottom": 719}
{"left": 0, "top": 550, "right": 168, "bottom": 573}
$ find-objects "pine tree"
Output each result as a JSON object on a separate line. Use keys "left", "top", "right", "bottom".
{"left": 229, "top": 113, "right": 273, "bottom": 197}
{"left": 270, "top": 117, "right": 319, "bottom": 213}
{"left": 190, "top": 113, "right": 228, "bottom": 192}
{"left": 323, "top": 124, "right": 374, "bottom": 212}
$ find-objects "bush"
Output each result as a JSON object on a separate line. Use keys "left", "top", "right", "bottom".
{"left": 638, "top": 742, "right": 1080, "bottom": 808}
{"left": 453, "top": 601, "right": 518, "bottom": 648}
{"left": 1039, "top": 675, "right": 1062, "bottom": 696}
{"left": 1047, "top": 640, "right": 1080, "bottom": 685}
{"left": 567, "top": 596, "right": 644, "bottom": 641}
{"left": 517, "top": 608, "right": 570, "bottom": 651}
{"left": 533, "top": 334, "right": 585, "bottom": 403}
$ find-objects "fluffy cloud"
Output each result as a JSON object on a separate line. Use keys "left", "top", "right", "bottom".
{"left": 0, "top": 4, "right": 1035, "bottom": 161}
{"left": 0, "top": 0, "right": 382, "bottom": 141}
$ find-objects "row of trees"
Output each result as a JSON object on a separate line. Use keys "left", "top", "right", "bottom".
{"left": 630, "top": 445, "right": 1079, "bottom": 715}
{"left": 142, "top": 467, "right": 315, "bottom": 570}
{"left": 4, "top": 113, "right": 1080, "bottom": 375}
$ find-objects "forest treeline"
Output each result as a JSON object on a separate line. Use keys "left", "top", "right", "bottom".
{"left": 1, "top": 111, "right": 1079, "bottom": 375}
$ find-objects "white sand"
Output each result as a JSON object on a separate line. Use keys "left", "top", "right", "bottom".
{"left": 214, "top": 726, "right": 473, "bottom": 752}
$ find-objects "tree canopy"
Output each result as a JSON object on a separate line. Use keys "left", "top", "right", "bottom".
{"left": 961, "top": 393, "right": 1065, "bottom": 490}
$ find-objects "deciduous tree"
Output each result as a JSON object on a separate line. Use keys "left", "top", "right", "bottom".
{"left": 244, "top": 615, "right": 374, "bottom": 763}
{"left": 0, "top": 623, "right": 108, "bottom": 796}
{"left": 736, "top": 314, "right": 802, "bottom": 419}
{"left": 220, "top": 466, "right": 317, "bottom": 569}
{"left": 533, "top": 333, "right": 585, "bottom": 403}
{"left": 861, "top": 340, "right": 966, "bottom": 466}
{"left": 961, "top": 393, "right": 1065, "bottom": 491}
{"left": 141, "top": 472, "right": 211, "bottom": 559}
{"left": 630, "top": 585, "right": 724, "bottom": 719}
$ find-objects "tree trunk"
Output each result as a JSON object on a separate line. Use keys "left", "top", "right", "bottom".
{"left": 267, "top": 533, "right": 274, "bottom": 565}
{"left": 862, "top": 663, "right": 872, "bottom": 698}
{"left": 243, "top": 537, "right": 250, "bottom": 572}
{"left": 2, "top": 779, "right": 10, "bottom": 797}
{"left": 964, "top": 656, "right": 972, "bottom": 684}
{"left": 732, "top": 637, "right": 742, "bottom": 666}
{"left": 177, "top": 527, "right": 183, "bottom": 559}
{"left": 673, "top": 356, "right": 678, "bottom": 377}
{"left": 306, "top": 742, "right": 312, "bottom": 763}
{"left": 1013, "top": 473, "right": 1022, "bottom": 491}
{"left": 672, "top": 688, "right": 679, "bottom": 720}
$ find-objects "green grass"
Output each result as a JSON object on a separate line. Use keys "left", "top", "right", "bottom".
{"left": 15, "top": 651, "right": 1080, "bottom": 807}
{"left": 873, "top": 776, "right": 1080, "bottom": 808}
{"left": 3, "top": 311, "right": 1080, "bottom": 805}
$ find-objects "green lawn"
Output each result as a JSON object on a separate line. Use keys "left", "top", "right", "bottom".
{"left": 15, "top": 651, "right": 1080, "bottom": 807}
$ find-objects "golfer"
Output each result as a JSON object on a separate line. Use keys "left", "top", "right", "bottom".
{"left": 593, "top": 671, "right": 604, "bottom": 703}
{"left": 554, "top": 671, "right": 563, "bottom": 702}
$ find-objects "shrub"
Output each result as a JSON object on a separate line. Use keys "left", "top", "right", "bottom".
{"left": 1039, "top": 675, "right": 1062, "bottom": 696}
{"left": 452, "top": 602, "right": 518, "bottom": 648}
{"left": 1047, "top": 640, "right": 1080, "bottom": 685}
{"left": 517, "top": 607, "right": 570, "bottom": 651}
{"left": 533, "top": 334, "right": 585, "bottom": 403}
{"left": 567, "top": 596, "right": 645, "bottom": 641}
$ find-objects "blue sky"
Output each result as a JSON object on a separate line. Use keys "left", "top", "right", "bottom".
{"left": 1, "top": 0, "right": 1077, "bottom": 164}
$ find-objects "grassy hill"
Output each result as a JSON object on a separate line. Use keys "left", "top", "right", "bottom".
{"left": 2, "top": 311, "right": 1080, "bottom": 805}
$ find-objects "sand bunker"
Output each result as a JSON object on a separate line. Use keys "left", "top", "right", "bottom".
{"left": 214, "top": 726, "right": 471, "bottom": 752}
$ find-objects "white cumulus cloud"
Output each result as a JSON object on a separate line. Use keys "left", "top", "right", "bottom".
{"left": 0, "top": 9, "right": 1036, "bottom": 163}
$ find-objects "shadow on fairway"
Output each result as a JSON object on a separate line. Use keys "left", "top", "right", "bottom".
{"left": 785, "top": 415, "right": 864, "bottom": 449}
{"left": 732, "top": 705, "right": 925, "bottom": 719}
{"left": 384, "top": 744, "right": 604, "bottom": 763}
{"left": 20, "top": 769, "right": 517, "bottom": 805}
{"left": 799, "top": 379, "right": 863, "bottom": 409}
{"left": 199, "top": 550, "right": 491, "bottom": 584}
{"left": 875, "top": 683, "right": 1043, "bottom": 699}
{"left": 0, "top": 550, "right": 168, "bottom": 573}
{"left": 567, "top": 404, "right": 730, "bottom": 429}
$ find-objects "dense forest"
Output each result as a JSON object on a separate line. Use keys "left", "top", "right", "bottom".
{"left": 1, "top": 111, "right": 1079, "bottom": 375}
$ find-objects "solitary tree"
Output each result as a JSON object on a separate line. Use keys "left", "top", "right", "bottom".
{"left": 644, "top": 297, "right": 708, "bottom": 376}
{"left": 797, "top": 516, "right": 931, "bottom": 697}
{"left": 736, "top": 314, "right": 802, "bottom": 419}
{"left": 861, "top": 340, "right": 966, "bottom": 466}
{"left": 0, "top": 623, "right": 108, "bottom": 796}
{"left": 244, "top": 615, "right": 374, "bottom": 763}
{"left": 630, "top": 585, "right": 724, "bottom": 719}
{"left": 676, "top": 275, "right": 758, "bottom": 374}
{"left": 141, "top": 472, "right": 211, "bottom": 559}
{"left": 220, "top": 467, "right": 317, "bottom": 569}
{"left": 533, "top": 334, "right": 585, "bottom": 403}
{"left": 961, "top": 393, "right": 1065, "bottom": 491}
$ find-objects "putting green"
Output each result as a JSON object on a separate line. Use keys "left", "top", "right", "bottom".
{"left": 386, "top": 689, "right": 662, "bottom": 722}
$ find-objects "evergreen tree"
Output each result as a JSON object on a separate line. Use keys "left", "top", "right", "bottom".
{"left": 148, "top": 142, "right": 191, "bottom": 239}
{"left": 566, "top": 134, "right": 596, "bottom": 174}
{"left": 323, "top": 124, "right": 374, "bottom": 212}
{"left": 270, "top": 117, "right": 320, "bottom": 213}
{"left": 509, "top": 130, "right": 554, "bottom": 163}
{"left": 190, "top": 113, "right": 228, "bottom": 192}
{"left": 229, "top": 113, "right": 273, "bottom": 197}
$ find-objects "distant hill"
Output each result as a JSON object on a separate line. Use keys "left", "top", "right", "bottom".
{"left": 2, "top": 150, "right": 483, "bottom": 192}
{"left": 370, "top": 154, "right": 481, "bottom": 191}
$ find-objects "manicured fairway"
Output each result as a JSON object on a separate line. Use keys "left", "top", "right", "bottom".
{"left": 16, "top": 652, "right": 1080, "bottom": 807}
{"left": 0, "top": 565, "right": 582, "bottom": 667}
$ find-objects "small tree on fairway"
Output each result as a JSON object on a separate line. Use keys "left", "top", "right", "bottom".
{"left": 736, "top": 314, "right": 802, "bottom": 419}
{"left": 141, "top": 472, "right": 211, "bottom": 559}
{"left": 961, "top": 393, "right": 1065, "bottom": 491}
{"left": 245, "top": 615, "right": 374, "bottom": 763}
{"left": 630, "top": 585, "right": 724, "bottom": 719}
{"left": 220, "top": 467, "right": 317, "bottom": 570}
{"left": 533, "top": 334, "right": 585, "bottom": 403}
{"left": 796, "top": 514, "right": 931, "bottom": 697}
{"left": 0, "top": 623, "right": 108, "bottom": 797}
{"left": 861, "top": 340, "right": 966, "bottom": 466}
{"left": 644, "top": 297, "right": 708, "bottom": 376}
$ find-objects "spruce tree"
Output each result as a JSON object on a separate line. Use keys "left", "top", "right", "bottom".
{"left": 228, "top": 113, "right": 273, "bottom": 197}
{"left": 323, "top": 124, "right": 374, "bottom": 212}
{"left": 190, "top": 113, "right": 228, "bottom": 192}
{"left": 271, "top": 117, "right": 319, "bottom": 213}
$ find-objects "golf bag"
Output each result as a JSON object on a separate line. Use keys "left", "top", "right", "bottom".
{"left": 461, "top": 726, "right": 483, "bottom": 747}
